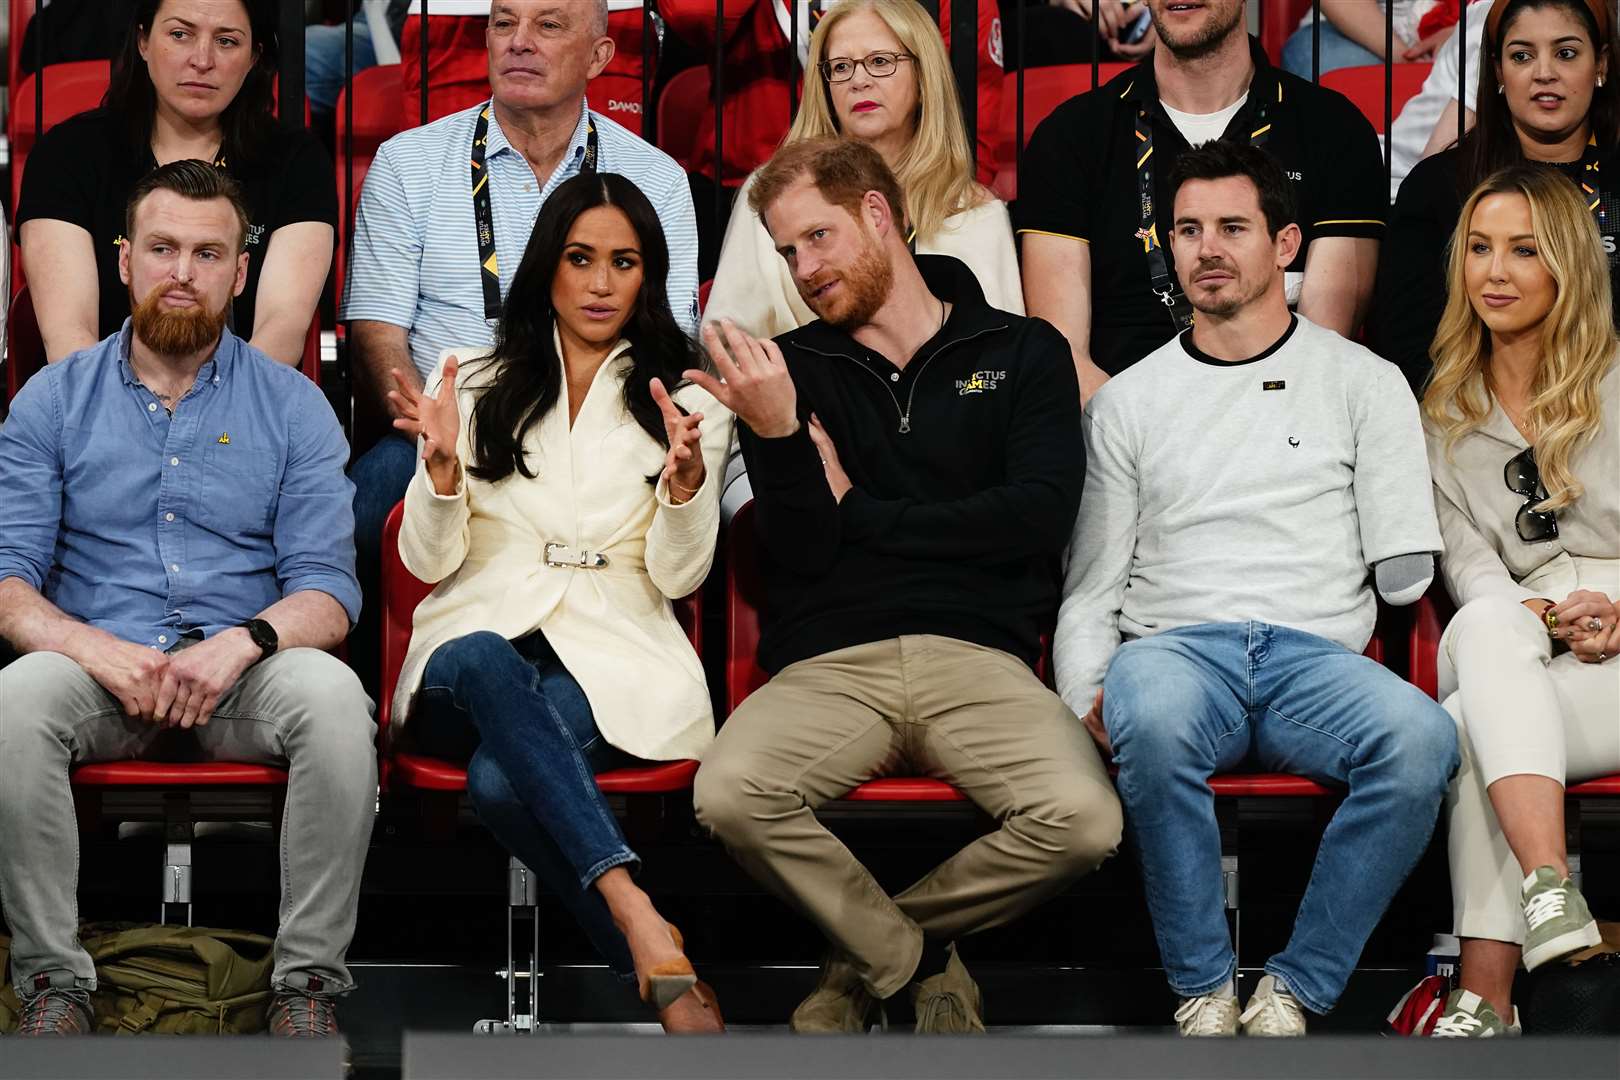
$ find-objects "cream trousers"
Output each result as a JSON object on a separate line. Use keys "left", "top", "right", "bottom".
{"left": 1439, "top": 595, "right": 1620, "bottom": 944}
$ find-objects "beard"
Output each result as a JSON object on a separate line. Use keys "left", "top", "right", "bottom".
{"left": 130, "top": 281, "right": 230, "bottom": 358}
{"left": 802, "top": 237, "right": 894, "bottom": 330}
{"left": 1151, "top": 0, "right": 1245, "bottom": 61}
{"left": 1186, "top": 259, "right": 1267, "bottom": 318}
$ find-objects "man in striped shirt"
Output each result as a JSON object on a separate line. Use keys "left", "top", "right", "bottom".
{"left": 341, "top": 0, "right": 699, "bottom": 688}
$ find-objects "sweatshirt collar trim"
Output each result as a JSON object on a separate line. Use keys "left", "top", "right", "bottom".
{"left": 1178, "top": 314, "right": 1298, "bottom": 368}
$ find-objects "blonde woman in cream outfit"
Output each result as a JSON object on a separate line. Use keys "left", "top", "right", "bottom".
{"left": 391, "top": 174, "right": 731, "bottom": 1033}
{"left": 708, "top": 0, "right": 1022, "bottom": 517}
{"left": 1422, "top": 165, "right": 1620, "bottom": 1039}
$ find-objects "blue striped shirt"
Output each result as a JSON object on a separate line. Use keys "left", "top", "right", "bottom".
{"left": 0, "top": 324, "right": 360, "bottom": 649}
{"left": 341, "top": 97, "right": 700, "bottom": 379}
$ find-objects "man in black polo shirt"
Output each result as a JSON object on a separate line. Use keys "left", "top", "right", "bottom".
{"left": 1018, "top": 0, "right": 1386, "bottom": 400}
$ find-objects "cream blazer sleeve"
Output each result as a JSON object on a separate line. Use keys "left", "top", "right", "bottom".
{"left": 397, "top": 348, "right": 483, "bottom": 584}
{"left": 646, "top": 383, "right": 734, "bottom": 599}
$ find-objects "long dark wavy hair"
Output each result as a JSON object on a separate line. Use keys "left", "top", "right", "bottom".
{"left": 467, "top": 172, "right": 705, "bottom": 485}
{"left": 105, "top": 0, "right": 280, "bottom": 165}
{"left": 1463, "top": 0, "right": 1620, "bottom": 193}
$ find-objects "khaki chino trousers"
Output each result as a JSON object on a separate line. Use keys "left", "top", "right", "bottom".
{"left": 694, "top": 636, "right": 1122, "bottom": 998}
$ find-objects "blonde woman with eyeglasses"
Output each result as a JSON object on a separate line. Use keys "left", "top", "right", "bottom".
{"left": 704, "top": 0, "right": 1021, "bottom": 343}
{"left": 1423, "top": 164, "right": 1620, "bottom": 1038}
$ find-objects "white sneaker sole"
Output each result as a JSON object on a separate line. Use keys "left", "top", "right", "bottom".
{"left": 1522, "top": 919, "right": 1602, "bottom": 972}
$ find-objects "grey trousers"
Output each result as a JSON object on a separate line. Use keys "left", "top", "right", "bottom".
{"left": 0, "top": 648, "right": 377, "bottom": 995}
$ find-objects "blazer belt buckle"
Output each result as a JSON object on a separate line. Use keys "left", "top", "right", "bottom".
{"left": 544, "top": 542, "right": 609, "bottom": 569}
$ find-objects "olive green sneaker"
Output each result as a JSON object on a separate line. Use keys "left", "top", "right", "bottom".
{"left": 1521, "top": 866, "right": 1602, "bottom": 972}
{"left": 909, "top": 944, "right": 984, "bottom": 1034}
{"left": 789, "top": 952, "right": 883, "bottom": 1033}
{"left": 1431, "top": 989, "right": 1516, "bottom": 1038}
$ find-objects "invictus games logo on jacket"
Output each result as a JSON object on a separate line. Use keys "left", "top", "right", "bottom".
{"left": 957, "top": 370, "right": 1007, "bottom": 395}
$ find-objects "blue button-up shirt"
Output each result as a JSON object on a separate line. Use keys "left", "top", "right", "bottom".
{"left": 0, "top": 323, "right": 360, "bottom": 648}
{"left": 340, "top": 98, "right": 700, "bottom": 380}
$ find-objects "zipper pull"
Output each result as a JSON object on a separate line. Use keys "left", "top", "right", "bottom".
{"left": 898, "top": 415, "right": 911, "bottom": 434}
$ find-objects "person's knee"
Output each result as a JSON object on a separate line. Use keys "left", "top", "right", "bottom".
{"left": 1025, "top": 782, "right": 1124, "bottom": 876}
{"left": 271, "top": 651, "right": 377, "bottom": 756}
{"left": 1371, "top": 690, "right": 1460, "bottom": 797}
{"left": 0, "top": 653, "right": 88, "bottom": 743}
{"left": 692, "top": 752, "right": 776, "bottom": 846}
{"left": 424, "top": 632, "right": 515, "bottom": 696}
{"left": 1102, "top": 646, "right": 1216, "bottom": 760}
{"left": 1450, "top": 595, "right": 1540, "bottom": 647}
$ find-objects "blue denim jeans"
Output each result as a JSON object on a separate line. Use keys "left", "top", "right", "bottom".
{"left": 1281, "top": 20, "right": 1383, "bottom": 80}
{"left": 1102, "top": 622, "right": 1458, "bottom": 1014}
{"left": 306, "top": 17, "right": 379, "bottom": 116}
{"left": 414, "top": 630, "right": 639, "bottom": 982}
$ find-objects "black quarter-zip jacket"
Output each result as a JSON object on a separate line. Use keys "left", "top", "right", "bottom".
{"left": 739, "top": 255, "right": 1086, "bottom": 675}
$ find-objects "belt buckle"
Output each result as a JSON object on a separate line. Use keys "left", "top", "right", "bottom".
{"left": 544, "top": 542, "right": 608, "bottom": 569}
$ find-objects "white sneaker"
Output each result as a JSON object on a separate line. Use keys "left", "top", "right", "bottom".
{"left": 1239, "top": 975, "right": 1307, "bottom": 1037}
{"left": 1174, "top": 992, "right": 1239, "bottom": 1036}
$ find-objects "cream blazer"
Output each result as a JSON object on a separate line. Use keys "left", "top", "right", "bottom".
{"left": 1426, "top": 363, "right": 1620, "bottom": 609}
{"left": 703, "top": 170, "right": 1025, "bottom": 340}
{"left": 393, "top": 334, "right": 734, "bottom": 762}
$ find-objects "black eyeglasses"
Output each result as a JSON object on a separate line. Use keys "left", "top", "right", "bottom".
{"left": 819, "top": 51, "right": 914, "bottom": 84}
{"left": 1504, "top": 446, "right": 1559, "bottom": 543}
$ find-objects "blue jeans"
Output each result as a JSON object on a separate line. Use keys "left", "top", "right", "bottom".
{"left": 1102, "top": 622, "right": 1458, "bottom": 1014}
{"left": 414, "top": 630, "right": 639, "bottom": 982}
{"left": 349, "top": 434, "right": 418, "bottom": 693}
{"left": 1281, "top": 21, "right": 1383, "bottom": 80}
{"left": 306, "top": 17, "right": 379, "bottom": 116}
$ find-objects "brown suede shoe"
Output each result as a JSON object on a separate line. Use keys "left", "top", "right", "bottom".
{"left": 909, "top": 944, "right": 984, "bottom": 1034}
{"left": 17, "top": 987, "right": 93, "bottom": 1036}
{"left": 790, "top": 952, "right": 883, "bottom": 1033}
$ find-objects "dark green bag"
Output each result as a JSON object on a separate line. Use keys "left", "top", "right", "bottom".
{"left": 0, "top": 924, "right": 275, "bottom": 1035}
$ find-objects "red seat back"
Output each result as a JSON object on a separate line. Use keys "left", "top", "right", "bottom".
{"left": 657, "top": 66, "right": 710, "bottom": 173}
{"left": 993, "top": 63, "right": 1132, "bottom": 201}
{"left": 6, "top": 285, "right": 45, "bottom": 402}
{"left": 1261, "top": 0, "right": 1316, "bottom": 66}
{"left": 1320, "top": 63, "right": 1433, "bottom": 133}
{"left": 7, "top": 0, "right": 37, "bottom": 128}
{"left": 10, "top": 59, "right": 112, "bottom": 211}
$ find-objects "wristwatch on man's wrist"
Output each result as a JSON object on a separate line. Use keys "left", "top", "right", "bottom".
{"left": 238, "top": 619, "right": 279, "bottom": 663}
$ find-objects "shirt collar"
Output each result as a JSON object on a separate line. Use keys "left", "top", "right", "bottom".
{"left": 549, "top": 322, "right": 636, "bottom": 380}
{"left": 115, "top": 318, "right": 236, "bottom": 388}
{"left": 1120, "top": 34, "right": 1279, "bottom": 114}
{"left": 484, "top": 97, "right": 594, "bottom": 171}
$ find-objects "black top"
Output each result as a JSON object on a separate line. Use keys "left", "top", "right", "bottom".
{"left": 16, "top": 108, "right": 338, "bottom": 344}
{"left": 1373, "top": 143, "right": 1620, "bottom": 393}
{"left": 1016, "top": 36, "right": 1387, "bottom": 377}
{"left": 739, "top": 255, "right": 1086, "bottom": 675}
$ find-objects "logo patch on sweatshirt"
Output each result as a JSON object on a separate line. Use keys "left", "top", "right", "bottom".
{"left": 956, "top": 370, "right": 1007, "bottom": 395}
{"left": 1263, "top": 380, "right": 1286, "bottom": 391}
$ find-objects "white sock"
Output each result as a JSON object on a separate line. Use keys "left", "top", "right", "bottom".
{"left": 1208, "top": 979, "right": 1236, "bottom": 1001}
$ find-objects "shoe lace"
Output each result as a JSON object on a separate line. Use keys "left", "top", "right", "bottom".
{"left": 1174, "top": 995, "right": 1234, "bottom": 1035}
{"left": 1524, "top": 887, "right": 1568, "bottom": 930}
{"left": 20, "top": 989, "right": 90, "bottom": 1034}
{"left": 273, "top": 994, "right": 338, "bottom": 1037}
{"left": 916, "top": 987, "right": 970, "bottom": 1032}
{"left": 1240, "top": 985, "right": 1304, "bottom": 1034}
{"left": 1432, "top": 1010, "right": 1486, "bottom": 1038}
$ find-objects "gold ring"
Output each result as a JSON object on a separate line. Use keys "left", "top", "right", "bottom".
{"left": 1545, "top": 609, "right": 1560, "bottom": 630}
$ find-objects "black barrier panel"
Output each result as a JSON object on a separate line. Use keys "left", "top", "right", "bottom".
{"left": 403, "top": 1033, "right": 1620, "bottom": 1080}
{"left": 0, "top": 1037, "right": 345, "bottom": 1080}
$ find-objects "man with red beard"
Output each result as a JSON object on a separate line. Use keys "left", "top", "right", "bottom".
{"left": 0, "top": 161, "right": 373, "bottom": 1039}
{"left": 689, "top": 137, "right": 1120, "bottom": 1033}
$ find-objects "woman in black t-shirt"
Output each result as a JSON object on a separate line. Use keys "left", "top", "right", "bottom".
{"left": 1375, "top": 0, "right": 1620, "bottom": 393}
{"left": 16, "top": 0, "right": 335, "bottom": 367}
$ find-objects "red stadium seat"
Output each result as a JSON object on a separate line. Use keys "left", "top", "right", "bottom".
{"left": 992, "top": 63, "right": 1132, "bottom": 201}
{"left": 1261, "top": 0, "right": 1317, "bottom": 67}
{"left": 657, "top": 66, "right": 710, "bottom": 174}
{"left": 335, "top": 64, "right": 408, "bottom": 310}
{"left": 1320, "top": 63, "right": 1432, "bottom": 134}
{"left": 6, "top": 0, "right": 37, "bottom": 125}
{"left": 378, "top": 499, "right": 702, "bottom": 1030}
{"left": 9, "top": 59, "right": 112, "bottom": 214}
{"left": 5, "top": 285, "right": 44, "bottom": 402}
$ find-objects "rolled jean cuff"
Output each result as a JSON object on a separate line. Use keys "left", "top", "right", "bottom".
{"left": 274, "top": 971, "right": 356, "bottom": 997}
{"left": 1167, "top": 956, "right": 1237, "bottom": 1002}
{"left": 579, "top": 849, "right": 640, "bottom": 893}
{"left": 1263, "top": 961, "right": 1331, "bottom": 1015}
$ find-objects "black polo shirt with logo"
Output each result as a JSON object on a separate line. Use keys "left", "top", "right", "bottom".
{"left": 1016, "top": 36, "right": 1386, "bottom": 377}
{"left": 16, "top": 107, "right": 337, "bottom": 343}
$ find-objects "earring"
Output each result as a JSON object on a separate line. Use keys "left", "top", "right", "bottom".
{"left": 1600, "top": 76, "right": 1606, "bottom": 87}
{"left": 1498, "top": 84, "right": 1505, "bottom": 94}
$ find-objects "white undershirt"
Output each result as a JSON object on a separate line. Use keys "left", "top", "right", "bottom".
{"left": 1161, "top": 92, "right": 1249, "bottom": 147}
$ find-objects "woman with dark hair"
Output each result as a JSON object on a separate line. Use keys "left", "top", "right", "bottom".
{"left": 389, "top": 172, "right": 730, "bottom": 1034}
{"left": 1376, "top": 0, "right": 1620, "bottom": 391}
{"left": 17, "top": 0, "right": 335, "bottom": 366}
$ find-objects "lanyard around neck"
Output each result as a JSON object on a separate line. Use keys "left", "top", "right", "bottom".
{"left": 472, "top": 105, "right": 599, "bottom": 321}
{"left": 1133, "top": 81, "right": 1275, "bottom": 332}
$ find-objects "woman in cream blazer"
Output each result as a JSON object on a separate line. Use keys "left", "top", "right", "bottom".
{"left": 390, "top": 175, "right": 732, "bottom": 1033}
{"left": 1421, "top": 167, "right": 1620, "bottom": 1038}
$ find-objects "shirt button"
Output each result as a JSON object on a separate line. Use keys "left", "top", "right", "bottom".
{"left": 147, "top": 402, "right": 158, "bottom": 412}
{"left": 890, "top": 372, "right": 900, "bottom": 382}
{"left": 157, "top": 635, "right": 168, "bottom": 645}
{"left": 164, "top": 512, "right": 175, "bottom": 522}
{"left": 170, "top": 564, "right": 180, "bottom": 573}
{"left": 170, "top": 457, "right": 180, "bottom": 466}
